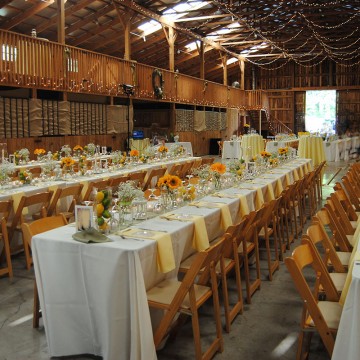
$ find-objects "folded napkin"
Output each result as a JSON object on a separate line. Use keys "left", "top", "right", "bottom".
{"left": 237, "top": 186, "right": 264, "bottom": 209}
{"left": 190, "top": 201, "right": 232, "bottom": 230}
{"left": 161, "top": 213, "right": 209, "bottom": 251}
{"left": 72, "top": 227, "right": 111, "bottom": 244}
{"left": 117, "top": 228, "right": 175, "bottom": 273}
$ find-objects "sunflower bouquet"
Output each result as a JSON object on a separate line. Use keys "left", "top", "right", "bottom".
{"left": 210, "top": 162, "right": 226, "bottom": 190}
{"left": 61, "top": 156, "right": 75, "bottom": 171}
{"left": 73, "top": 145, "right": 83, "bottom": 157}
{"left": 19, "top": 170, "right": 32, "bottom": 184}
{"left": 158, "top": 145, "right": 168, "bottom": 156}
{"left": 130, "top": 149, "right": 139, "bottom": 158}
{"left": 157, "top": 174, "right": 182, "bottom": 193}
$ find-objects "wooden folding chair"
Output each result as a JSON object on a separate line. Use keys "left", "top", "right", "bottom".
{"left": 333, "top": 188, "right": 358, "bottom": 222}
{"left": 314, "top": 208, "right": 352, "bottom": 252}
{"left": 179, "top": 160, "right": 194, "bottom": 179}
{"left": 29, "top": 166, "right": 42, "bottom": 178}
{"left": 285, "top": 243, "right": 342, "bottom": 359}
{"left": 82, "top": 178, "right": 110, "bottom": 202}
{"left": 8, "top": 191, "right": 53, "bottom": 269}
{"left": 0, "top": 200, "right": 13, "bottom": 278}
{"left": 201, "top": 157, "right": 215, "bottom": 166}
{"left": 147, "top": 238, "right": 225, "bottom": 360}
{"left": 47, "top": 183, "right": 84, "bottom": 221}
{"left": 108, "top": 174, "right": 129, "bottom": 195}
{"left": 339, "top": 177, "right": 360, "bottom": 211}
{"left": 21, "top": 214, "right": 68, "bottom": 328}
{"left": 128, "top": 170, "right": 147, "bottom": 188}
{"left": 258, "top": 199, "right": 280, "bottom": 281}
{"left": 301, "top": 236, "right": 347, "bottom": 294}
{"left": 327, "top": 194, "right": 356, "bottom": 235}
{"left": 167, "top": 163, "right": 183, "bottom": 177}
{"left": 306, "top": 222, "right": 349, "bottom": 273}
{"left": 142, "top": 167, "right": 166, "bottom": 190}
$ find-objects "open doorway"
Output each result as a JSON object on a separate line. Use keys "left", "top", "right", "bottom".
{"left": 305, "top": 90, "right": 336, "bottom": 135}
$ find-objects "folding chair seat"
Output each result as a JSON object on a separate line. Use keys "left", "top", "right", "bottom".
{"left": 306, "top": 222, "right": 350, "bottom": 273}
{"left": 142, "top": 167, "right": 167, "bottom": 190}
{"left": 179, "top": 160, "right": 194, "bottom": 179}
{"left": 147, "top": 238, "right": 225, "bottom": 360}
{"left": 47, "top": 183, "right": 84, "bottom": 221}
{"left": 8, "top": 191, "right": 53, "bottom": 269}
{"left": 82, "top": 178, "right": 110, "bottom": 202}
{"left": 285, "top": 242, "right": 342, "bottom": 359}
{"left": 128, "top": 170, "right": 147, "bottom": 188}
{"left": 21, "top": 214, "right": 68, "bottom": 328}
{"left": 0, "top": 200, "right": 13, "bottom": 278}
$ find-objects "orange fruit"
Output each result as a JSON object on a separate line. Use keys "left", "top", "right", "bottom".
{"left": 96, "top": 203, "right": 104, "bottom": 216}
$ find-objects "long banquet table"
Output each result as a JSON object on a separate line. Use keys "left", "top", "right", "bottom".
{"left": 31, "top": 158, "right": 312, "bottom": 360}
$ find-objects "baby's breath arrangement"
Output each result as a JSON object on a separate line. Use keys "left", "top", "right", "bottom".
{"left": 84, "top": 143, "right": 96, "bottom": 156}
{"left": 61, "top": 145, "right": 72, "bottom": 157}
{"left": 192, "top": 164, "right": 212, "bottom": 180}
{"left": 0, "top": 161, "right": 15, "bottom": 183}
{"left": 143, "top": 146, "right": 156, "bottom": 159}
{"left": 117, "top": 181, "right": 143, "bottom": 204}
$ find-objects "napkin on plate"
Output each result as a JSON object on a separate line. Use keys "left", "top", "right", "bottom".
{"left": 72, "top": 227, "right": 111, "bottom": 243}
{"left": 117, "top": 228, "right": 175, "bottom": 273}
{"left": 161, "top": 213, "right": 210, "bottom": 251}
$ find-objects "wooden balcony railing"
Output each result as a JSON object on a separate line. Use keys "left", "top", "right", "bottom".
{"left": 0, "top": 29, "right": 254, "bottom": 109}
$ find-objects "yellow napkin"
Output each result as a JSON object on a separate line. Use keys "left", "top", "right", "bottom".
{"left": 161, "top": 214, "right": 209, "bottom": 251}
{"left": 12, "top": 191, "right": 27, "bottom": 215}
{"left": 237, "top": 186, "right": 264, "bottom": 210}
{"left": 81, "top": 180, "right": 89, "bottom": 199}
{"left": 266, "top": 184, "right": 275, "bottom": 201}
{"left": 298, "top": 166, "right": 304, "bottom": 178}
{"left": 339, "top": 251, "right": 360, "bottom": 306}
{"left": 292, "top": 169, "right": 299, "bottom": 181}
{"left": 275, "top": 179, "right": 284, "bottom": 196}
{"left": 117, "top": 228, "right": 175, "bottom": 273}
{"left": 190, "top": 201, "right": 232, "bottom": 230}
{"left": 237, "top": 194, "right": 250, "bottom": 217}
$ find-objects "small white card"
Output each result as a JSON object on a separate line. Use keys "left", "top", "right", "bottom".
{"left": 75, "top": 205, "right": 94, "bottom": 232}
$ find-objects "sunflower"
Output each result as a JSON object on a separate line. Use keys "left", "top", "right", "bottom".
{"left": 157, "top": 174, "right": 171, "bottom": 188}
{"left": 260, "top": 151, "right": 271, "bottom": 158}
{"left": 73, "top": 145, "right": 83, "bottom": 152}
{"left": 210, "top": 162, "right": 226, "bottom": 174}
{"left": 61, "top": 157, "right": 75, "bottom": 167}
{"left": 34, "top": 148, "right": 46, "bottom": 155}
{"left": 168, "top": 175, "right": 182, "bottom": 189}
{"left": 158, "top": 146, "right": 168, "bottom": 153}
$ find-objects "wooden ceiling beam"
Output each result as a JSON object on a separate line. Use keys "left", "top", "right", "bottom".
{"left": 69, "top": 18, "right": 119, "bottom": 47}
{"left": 36, "top": 0, "right": 95, "bottom": 34}
{"left": 0, "top": 0, "right": 13, "bottom": 9}
{"left": 2, "top": 1, "right": 54, "bottom": 30}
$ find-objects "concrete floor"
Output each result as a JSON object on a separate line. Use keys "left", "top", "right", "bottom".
{"left": 0, "top": 159, "right": 353, "bottom": 360}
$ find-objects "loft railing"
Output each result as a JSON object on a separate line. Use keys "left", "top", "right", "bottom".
{"left": 0, "top": 29, "right": 254, "bottom": 109}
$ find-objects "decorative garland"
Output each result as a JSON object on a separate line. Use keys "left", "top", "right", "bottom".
{"left": 152, "top": 68, "right": 164, "bottom": 99}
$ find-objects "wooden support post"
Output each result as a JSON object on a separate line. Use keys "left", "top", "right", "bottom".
{"left": 198, "top": 41, "right": 205, "bottom": 80}
{"left": 220, "top": 53, "right": 228, "bottom": 86}
{"left": 163, "top": 26, "right": 177, "bottom": 72}
{"left": 57, "top": 0, "right": 65, "bottom": 44}
{"left": 240, "top": 59, "right": 245, "bottom": 90}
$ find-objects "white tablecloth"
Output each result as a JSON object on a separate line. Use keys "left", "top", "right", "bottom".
{"left": 31, "top": 158, "right": 311, "bottom": 360}
{"left": 266, "top": 139, "right": 299, "bottom": 153}
{"left": 222, "top": 141, "right": 242, "bottom": 159}
{"left": 323, "top": 137, "right": 359, "bottom": 162}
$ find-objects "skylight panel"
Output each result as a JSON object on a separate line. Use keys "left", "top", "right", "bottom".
{"left": 137, "top": 20, "right": 161, "bottom": 36}
{"left": 226, "top": 57, "right": 238, "bottom": 65}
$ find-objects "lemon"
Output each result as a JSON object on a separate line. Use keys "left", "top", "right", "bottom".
{"left": 96, "top": 203, "right": 104, "bottom": 216}
{"left": 98, "top": 222, "right": 108, "bottom": 231}
{"left": 97, "top": 217, "right": 104, "bottom": 226}
{"left": 96, "top": 191, "right": 104, "bottom": 202}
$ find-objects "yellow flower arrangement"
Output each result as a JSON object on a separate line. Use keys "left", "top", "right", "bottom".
{"left": 19, "top": 170, "right": 32, "bottom": 184}
{"left": 158, "top": 145, "right": 168, "bottom": 153}
{"left": 210, "top": 162, "right": 226, "bottom": 174}
{"left": 52, "top": 151, "right": 60, "bottom": 160}
{"left": 34, "top": 148, "right": 46, "bottom": 156}
{"left": 61, "top": 156, "right": 75, "bottom": 168}
{"left": 130, "top": 149, "right": 139, "bottom": 157}
{"left": 157, "top": 174, "right": 182, "bottom": 190}
{"left": 244, "top": 123, "right": 250, "bottom": 128}
{"left": 269, "top": 158, "right": 279, "bottom": 166}
{"left": 260, "top": 151, "right": 271, "bottom": 158}
{"left": 278, "top": 147, "right": 288, "bottom": 155}
{"left": 73, "top": 145, "right": 83, "bottom": 152}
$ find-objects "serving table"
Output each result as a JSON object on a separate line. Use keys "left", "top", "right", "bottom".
{"left": 298, "top": 136, "right": 325, "bottom": 166}
{"left": 222, "top": 140, "right": 242, "bottom": 159}
{"left": 31, "top": 158, "right": 312, "bottom": 360}
{"left": 241, "top": 134, "right": 264, "bottom": 160}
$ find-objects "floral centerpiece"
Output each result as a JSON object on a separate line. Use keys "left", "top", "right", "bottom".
{"left": 158, "top": 145, "right": 168, "bottom": 157}
{"left": 117, "top": 181, "right": 143, "bottom": 205}
{"left": 244, "top": 123, "right": 250, "bottom": 134}
{"left": 129, "top": 149, "right": 139, "bottom": 162}
{"left": 78, "top": 155, "right": 87, "bottom": 175}
{"left": 52, "top": 151, "right": 60, "bottom": 161}
{"left": 61, "top": 156, "right": 75, "bottom": 174}
{"left": 192, "top": 164, "right": 212, "bottom": 181}
{"left": 61, "top": 145, "right": 72, "bottom": 157}
{"left": 260, "top": 150, "right": 272, "bottom": 160}
{"left": 178, "top": 185, "right": 196, "bottom": 202}
{"left": 278, "top": 147, "right": 289, "bottom": 157}
{"left": 228, "top": 159, "right": 246, "bottom": 177}
{"left": 19, "top": 169, "right": 32, "bottom": 184}
{"left": 73, "top": 145, "right": 83, "bottom": 157}
{"left": 169, "top": 144, "right": 185, "bottom": 157}
{"left": 34, "top": 148, "right": 46, "bottom": 161}
{"left": 210, "top": 162, "right": 226, "bottom": 190}
{"left": 0, "top": 161, "right": 15, "bottom": 185}
{"left": 14, "top": 148, "right": 30, "bottom": 165}
{"left": 84, "top": 143, "right": 96, "bottom": 156}
{"left": 269, "top": 157, "right": 279, "bottom": 167}
{"left": 157, "top": 174, "right": 182, "bottom": 209}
